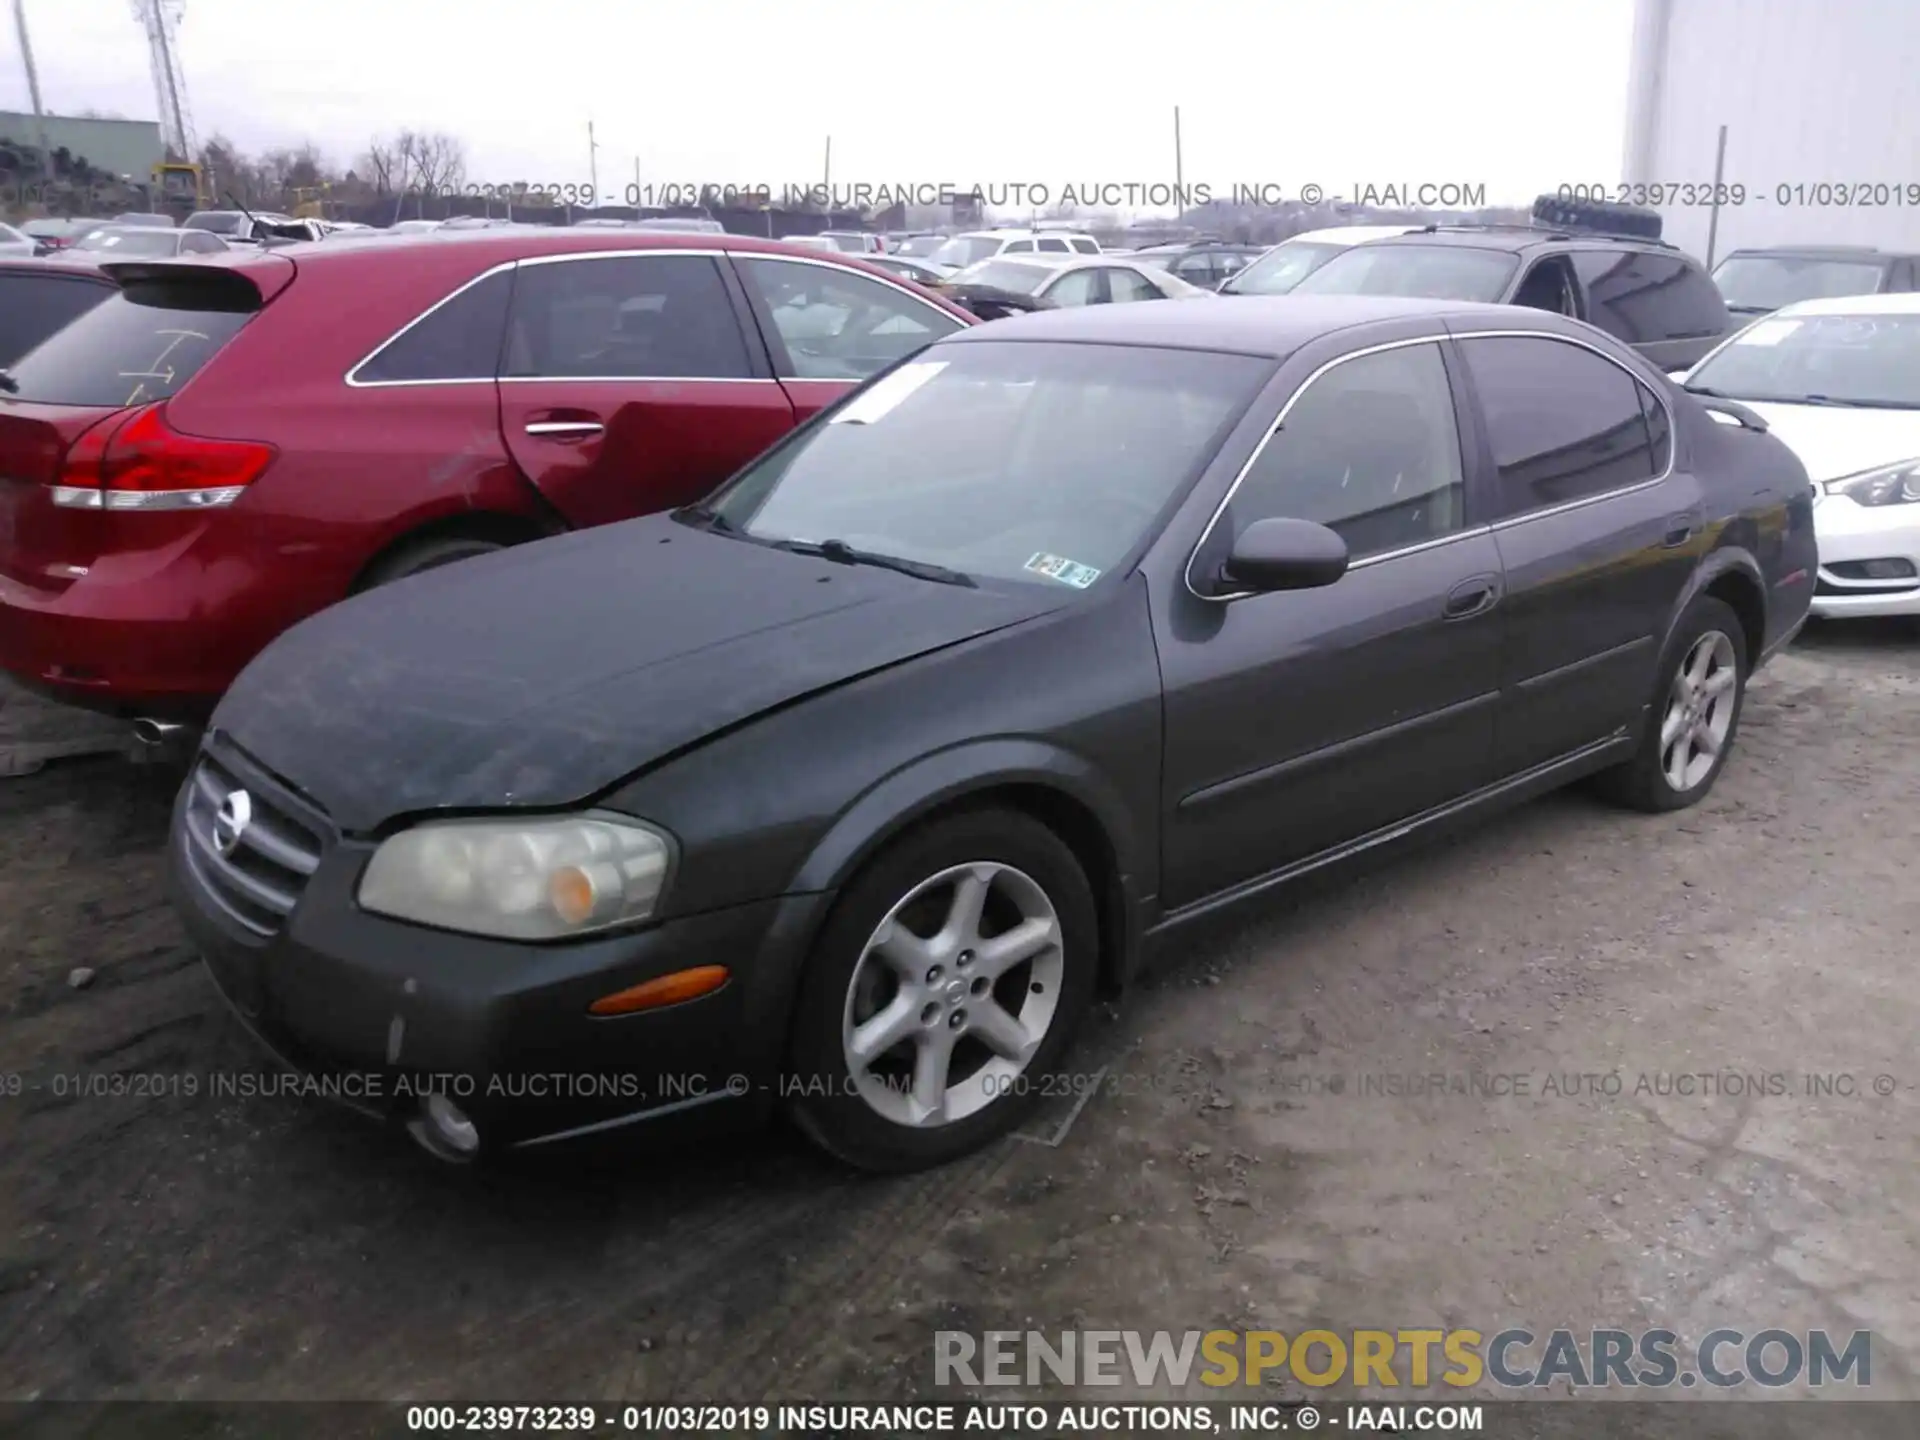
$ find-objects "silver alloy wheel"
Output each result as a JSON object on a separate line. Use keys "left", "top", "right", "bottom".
{"left": 840, "top": 861, "right": 1065, "bottom": 1128}
{"left": 1660, "top": 629, "right": 1738, "bottom": 792}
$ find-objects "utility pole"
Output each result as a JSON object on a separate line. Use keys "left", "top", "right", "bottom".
{"left": 823, "top": 135, "right": 832, "bottom": 192}
{"left": 587, "top": 119, "right": 600, "bottom": 205}
{"left": 633, "top": 157, "right": 642, "bottom": 218}
{"left": 1173, "top": 105, "right": 1185, "bottom": 218}
{"left": 11, "top": 0, "right": 53, "bottom": 178}
{"left": 1704, "top": 123, "right": 1729, "bottom": 269}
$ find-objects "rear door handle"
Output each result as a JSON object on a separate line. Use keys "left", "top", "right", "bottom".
{"left": 1443, "top": 573, "right": 1502, "bottom": 621}
{"left": 524, "top": 421, "right": 605, "bottom": 437}
{"left": 1664, "top": 511, "right": 1701, "bottom": 547}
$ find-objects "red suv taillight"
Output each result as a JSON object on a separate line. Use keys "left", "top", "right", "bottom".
{"left": 53, "top": 403, "right": 276, "bottom": 512}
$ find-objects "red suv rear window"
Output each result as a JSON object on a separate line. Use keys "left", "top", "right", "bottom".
{"left": 3, "top": 278, "right": 257, "bottom": 408}
{"left": 0, "top": 271, "right": 113, "bottom": 369}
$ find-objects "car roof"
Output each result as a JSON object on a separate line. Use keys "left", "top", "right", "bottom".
{"left": 1286, "top": 224, "right": 1423, "bottom": 245}
{"left": 152, "top": 230, "right": 978, "bottom": 316}
{"left": 1768, "top": 292, "right": 1920, "bottom": 318}
{"left": 1362, "top": 225, "right": 1671, "bottom": 255}
{"left": 1721, "top": 246, "right": 1905, "bottom": 262}
{"left": 942, "top": 293, "right": 1514, "bottom": 357}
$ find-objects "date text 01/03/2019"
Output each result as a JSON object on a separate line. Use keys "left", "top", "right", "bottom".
{"left": 1559, "top": 181, "right": 1920, "bottom": 208}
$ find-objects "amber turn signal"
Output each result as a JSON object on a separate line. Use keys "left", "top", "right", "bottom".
{"left": 588, "top": 965, "right": 729, "bottom": 1016}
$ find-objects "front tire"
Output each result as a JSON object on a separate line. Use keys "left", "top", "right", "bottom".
{"left": 1596, "top": 596, "right": 1747, "bottom": 812}
{"left": 785, "top": 809, "right": 1098, "bottom": 1173}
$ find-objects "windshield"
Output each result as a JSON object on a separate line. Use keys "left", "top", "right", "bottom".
{"left": 1292, "top": 244, "right": 1518, "bottom": 301}
{"left": 950, "top": 260, "right": 1052, "bottom": 295}
{"left": 70, "top": 228, "right": 179, "bottom": 257}
{"left": 929, "top": 235, "right": 1002, "bottom": 268}
{"left": 897, "top": 236, "right": 944, "bottom": 258}
{"left": 1685, "top": 312, "right": 1920, "bottom": 408}
{"left": 701, "top": 340, "right": 1268, "bottom": 587}
{"left": 1710, "top": 255, "right": 1887, "bottom": 313}
{"left": 822, "top": 234, "right": 869, "bottom": 252}
{"left": 1223, "top": 241, "right": 1345, "bottom": 295}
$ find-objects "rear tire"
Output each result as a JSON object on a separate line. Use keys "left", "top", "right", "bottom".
{"left": 358, "top": 536, "right": 505, "bottom": 591}
{"left": 784, "top": 808, "right": 1098, "bottom": 1173}
{"left": 1594, "top": 596, "right": 1747, "bottom": 812}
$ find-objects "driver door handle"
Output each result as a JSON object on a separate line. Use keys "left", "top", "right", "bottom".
{"left": 525, "top": 421, "right": 605, "bottom": 437}
{"left": 1443, "top": 573, "right": 1502, "bottom": 621}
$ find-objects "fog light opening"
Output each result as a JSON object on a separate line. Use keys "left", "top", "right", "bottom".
{"left": 408, "top": 1092, "right": 480, "bottom": 1162}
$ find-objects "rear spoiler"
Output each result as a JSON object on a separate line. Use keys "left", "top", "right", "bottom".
{"left": 99, "top": 257, "right": 296, "bottom": 310}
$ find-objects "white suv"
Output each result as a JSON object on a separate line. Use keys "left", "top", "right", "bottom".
{"left": 926, "top": 228, "right": 1102, "bottom": 274}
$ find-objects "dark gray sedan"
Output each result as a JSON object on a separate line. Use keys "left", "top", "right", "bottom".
{"left": 169, "top": 297, "right": 1816, "bottom": 1172}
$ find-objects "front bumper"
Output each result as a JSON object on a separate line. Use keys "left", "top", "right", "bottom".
{"left": 168, "top": 745, "right": 828, "bottom": 1155}
{"left": 1810, "top": 492, "right": 1920, "bottom": 618}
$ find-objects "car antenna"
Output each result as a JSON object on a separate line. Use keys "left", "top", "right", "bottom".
{"left": 225, "top": 191, "right": 264, "bottom": 238}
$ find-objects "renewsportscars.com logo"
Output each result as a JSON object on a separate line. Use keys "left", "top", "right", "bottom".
{"left": 934, "top": 1328, "right": 1873, "bottom": 1390}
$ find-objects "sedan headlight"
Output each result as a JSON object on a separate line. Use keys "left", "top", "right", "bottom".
{"left": 1829, "top": 459, "right": 1920, "bottom": 507}
{"left": 358, "top": 813, "right": 673, "bottom": 940}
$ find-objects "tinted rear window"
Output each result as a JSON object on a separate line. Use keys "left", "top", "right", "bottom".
{"left": 354, "top": 270, "right": 513, "bottom": 383}
{"left": 2, "top": 285, "right": 254, "bottom": 407}
{"left": 0, "top": 272, "right": 115, "bottom": 368}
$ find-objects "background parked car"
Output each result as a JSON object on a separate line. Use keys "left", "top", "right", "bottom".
{"left": 1126, "top": 239, "right": 1266, "bottom": 290}
{"left": 814, "top": 230, "right": 887, "bottom": 255}
{"left": 21, "top": 218, "right": 105, "bottom": 255}
{"left": 183, "top": 209, "right": 299, "bottom": 242}
{"left": 0, "top": 222, "right": 40, "bottom": 258}
{"left": 863, "top": 254, "right": 947, "bottom": 285}
{"left": 0, "top": 232, "right": 974, "bottom": 721}
{"left": 67, "top": 224, "right": 231, "bottom": 258}
{"left": 947, "top": 254, "right": 1212, "bottom": 306}
{"left": 1710, "top": 246, "right": 1920, "bottom": 318}
{"left": 1679, "top": 292, "right": 1920, "bottom": 620}
{"left": 0, "top": 256, "right": 115, "bottom": 367}
{"left": 1218, "top": 225, "right": 1423, "bottom": 296}
{"left": 1286, "top": 199, "right": 1736, "bottom": 372}
{"left": 111, "top": 212, "right": 179, "bottom": 229}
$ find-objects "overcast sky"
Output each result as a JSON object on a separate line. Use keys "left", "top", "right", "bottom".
{"left": 7, "top": 0, "right": 1635, "bottom": 209}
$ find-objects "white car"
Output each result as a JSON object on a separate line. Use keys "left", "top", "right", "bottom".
{"left": 948, "top": 254, "right": 1211, "bottom": 306}
{"left": 925, "top": 228, "right": 1101, "bottom": 274}
{"left": 1219, "top": 224, "right": 1424, "bottom": 295}
{"left": 0, "top": 222, "right": 36, "bottom": 258}
{"left": 1678, "top": 292, "right": 1920, "bottom": 618}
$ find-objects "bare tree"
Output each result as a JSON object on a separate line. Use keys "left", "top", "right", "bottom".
{"left": 402, "top": 132, "right": 467, "bottom": 196}
{"left": 360, "top": 132, "right": 410, "bottom": 195}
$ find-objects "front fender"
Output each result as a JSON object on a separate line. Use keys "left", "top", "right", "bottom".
{"left": 789, "top": 736, "right": 1147, "bottom": 899}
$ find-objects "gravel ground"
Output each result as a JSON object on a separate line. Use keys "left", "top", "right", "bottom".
{"left": 1, "top": 624, "right": 1916, "bottom": 1414}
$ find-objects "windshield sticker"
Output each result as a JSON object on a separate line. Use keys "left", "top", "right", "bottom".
{"left": 1026, "top": 552, "right": 1102, "bottom": 589}
{"left": 1738, "top": 318, "right": 1802, "bottom": 347}
{"left": 831, "top": 361, "right": 948, "bottom": 425}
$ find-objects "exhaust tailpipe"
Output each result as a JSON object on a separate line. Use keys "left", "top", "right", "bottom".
{"left": 132, "top": 719, "right": 186, "bottom": 747}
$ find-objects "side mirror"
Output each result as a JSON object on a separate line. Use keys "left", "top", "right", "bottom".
{"left": 1221, "top": 518, "right": 1349, "bottom": 593}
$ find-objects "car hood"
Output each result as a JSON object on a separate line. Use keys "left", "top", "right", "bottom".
{"left": 1734, "top": 402, "right": 1920, "bottom": 482}
{"left": 211, "top": 516, "right": 1062, "bottom": 833}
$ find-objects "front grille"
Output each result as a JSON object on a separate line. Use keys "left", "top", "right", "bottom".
{"left": 181, "top": 748, "right": 326, "bottom": 938}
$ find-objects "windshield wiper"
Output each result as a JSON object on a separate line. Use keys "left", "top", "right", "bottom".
{"left": 1682, "top": 383, "right": 1729, "bottom": 397}
{"left": 674, "top": 503, "right": 738, "bottom": 534}
{"left": 773, "top": 537, "right": 977, "bottom": 587}
{"left": 1796, "top": 394, "right": 1878, "bottom": 408}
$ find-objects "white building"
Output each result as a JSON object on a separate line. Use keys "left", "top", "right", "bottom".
{"left": 1623, "top": 0, "right": 1920, "bottom": 263}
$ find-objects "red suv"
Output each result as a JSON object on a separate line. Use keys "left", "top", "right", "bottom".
{"left": 0, "top": 231, "right": 974, "bottom": 719}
